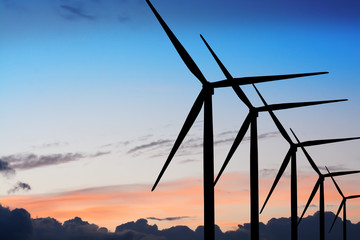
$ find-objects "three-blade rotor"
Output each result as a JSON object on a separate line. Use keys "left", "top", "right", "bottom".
{"left": 298, "top": 169, "right": 360, "bottom": 225}
{"left": 326, "top": 167, "right": 360, "bottom": 232}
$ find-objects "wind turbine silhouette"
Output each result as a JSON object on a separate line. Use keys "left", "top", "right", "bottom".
{"left": 257, "top": 119, "right": 360, "bottom": 240}
{"left": 199, "top": 34, "right": 343, "bottom": 240}
{"left": 298, "top": 154, "right": 360, "bottom": 240}
{"left": 247, "top": 86, "right": 352, "bottom": 240}
{"left": 146, "top": 1, "right": 328, "bottom": 240}
{"left": 326, "top": 166, "right": 360, "bottom": 240}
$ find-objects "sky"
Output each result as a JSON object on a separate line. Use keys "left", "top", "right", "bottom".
{"left": 1, "top": 0, "right": 360, "bottom": 233}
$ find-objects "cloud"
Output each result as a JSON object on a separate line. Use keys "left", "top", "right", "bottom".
{"left": 8, "top": 182, "right": 31, "bottom": 194}
{"left": 0, "top": 150, "right": 111, "bottom": 171}
{"left": 0, "top": 205, "right": 32, "bottom": 240}
{"left": 147, "top": 216, "right": 191, "bottom": 222}
{"left": 0, "top": 159, "right": 16, "bottom": 177}
{"left": 260, "top": 168, "right": 278, "bottom": 177}
{"left": 3, "top": 153, "right": 85, "bottom": 170}
{"left": 179, "top": 159, "right": 199, "bottom": 164}
{"left": 59, "top": 4, "right": 95, "bottom": 20}
{"left": 127, "top": 139, "right": 172, "bottom": 154}
{"left": 90, "top": 151, "right": 111, "bottom": 158}
{"left": 1, "top": 204, "right": 358, "bottom": 240}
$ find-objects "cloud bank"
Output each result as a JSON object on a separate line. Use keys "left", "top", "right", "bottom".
{"left": 0, "top": 204, "right": 359, "bottom": 240}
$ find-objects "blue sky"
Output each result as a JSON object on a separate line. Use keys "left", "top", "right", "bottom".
{"left": 1, "top": 0, "right": 360, "bottom": 231}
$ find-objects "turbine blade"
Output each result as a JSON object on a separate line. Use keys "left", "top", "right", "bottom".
{"left": 325, "top": 166, "right": 344, "bottom": 198}
{"left": 214, "top": 114, "right": 252, "bottom": 185}
{"left": 200, "top": 34, "right": 232, "bottom": 80}
{"left": 253, "top": 84, "right": 293, "bottom": 145}
{"left": 152, "top": 90, "right": 204, "bottom": 191}
{"left": 146, "top": 0, "right": 207, "bottom": 84}
{"left": 300, "top": 137, "right": 360, "bottom": 147}
{"left": 211, "top": 72, "right": 329, "bottom": 88}
{"left": 329, "top": 200, "right": 344, "bottom": 233}
{"left": 200, "top": 34, "right": 253, "bottom": 109}
{"left": 232, "top": 85, "right": 254, "bottom": 109}
{"left": 257, "top": 99, "right": 347, "bottom": 112}
{"left": 260, "top": 149, "right": 292, "bottom": 213}
{"left": 347, "top": 195, "right": 360, "bottom": 199}
{"left": 291, "top": 129, "right": 321, "bottom": 175}
{"left": 298, "top": 179, "right": 321, "bottom": 225}
{"left": 325, "top": 170, "right": 360, "bottom": 177}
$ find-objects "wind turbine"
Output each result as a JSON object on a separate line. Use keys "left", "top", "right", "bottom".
{"left": 247, "top": 86, "right": 353, "bottom": 240}
{"left": 146, "top": 1, "right": 328, "bottom": 239}
{"left": 199, "top": 34, "right": 343, "bottom": 240}
{"left": 327, "top": 166, "right": 360, "bottom": 240}
{"left": 298, "top": 153, "right": 360, "bottom": 240}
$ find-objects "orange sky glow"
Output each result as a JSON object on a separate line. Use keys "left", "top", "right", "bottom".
{"left": 1, "top": 172, "right": 359, "bottom": 232}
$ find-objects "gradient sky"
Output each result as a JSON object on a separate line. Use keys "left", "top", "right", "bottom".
{"left": 1, "top": 0, "right": 360, "bottom": 232}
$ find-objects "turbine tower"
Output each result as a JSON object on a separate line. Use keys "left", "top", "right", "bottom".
{"left": 200, "top": 34, "right": 342, "bottom": 240}
{"left": 147, "top": 1, "right": 328, "bottom": 239}
{"left": 298, "top": 153, "right": 360, "bottom": 240}
{"left": 251, "top": 86, "right": 354, "bottom": 240}
{"left": 199, "top": 34, "right": 343, "bottom": 240}
{"left": 327, "top": 166, "right": 360, "bottom": 240}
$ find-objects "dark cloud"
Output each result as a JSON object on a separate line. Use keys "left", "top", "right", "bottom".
{"left": 3, "top": 153, "right": 85, "bottom": 170}
{"left": 147, "top": 216, "right": 191, "bottom": 221}
{"left": 59, "top": 4, "right": 95, "bottom": 20}
{"left": 8, "top": 182, "right": 31, "bottom": 194}
{"left": 0, "top": 205, "right": 359, "bottom": 240}
{"left": 0, "top": 159, "right": 16, "bottom": 177}
{"left": 0, "top": 205, "right": 32, "bottom": 240}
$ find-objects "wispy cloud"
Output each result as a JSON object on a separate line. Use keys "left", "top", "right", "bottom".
{"left": 3, "top": 153, "right": 85, "bottom": 170}
{"left": 8, "top": 181, "right": 31, "bottom": 194}
{"left": 126, "top": 131, "right": 279, "bottom": 158}
{"left": 2, "top": 151, "right": 111, "bottom": 170}
{"left": 179, "top": 159, "right": 199, "bottom": 164}
{"left": 59, "top": 4, "right": 95, "bottom": 20}
{"left": 90, "top": 151, "right": 111, "bottom": 158}
{"left": 147, "top": 216, "right": 191, "bottom": 221}
{"left": 127, "top": 140, "right": 172, "bottom": 154}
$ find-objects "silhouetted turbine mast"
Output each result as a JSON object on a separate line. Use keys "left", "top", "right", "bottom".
{"left": 257, "top": 104, "right": 355, "bottom": 240}
{"left": 200, "top": 35, "right": 336, "bottom": 240}
{"left": 298, "top": 157, "right": 360, "bottom": 240}
{"left": 327, "top": 166, "right": 360, "bottom": 240}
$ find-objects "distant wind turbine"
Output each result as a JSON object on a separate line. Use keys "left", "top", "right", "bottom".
{"left": 326, "top": 166, "right": 360, "bottom": 240}
{"left": 298, "top": 155, "right": 360, "bottom": 240}
{"left": 199, "top": 34, "right": 340, "bottom": 240}
{"left": 251, "top": 87, "right": 352, "bottom": 240}
{"left": 147, "top": 1, "right": 329, "bottom": 239}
